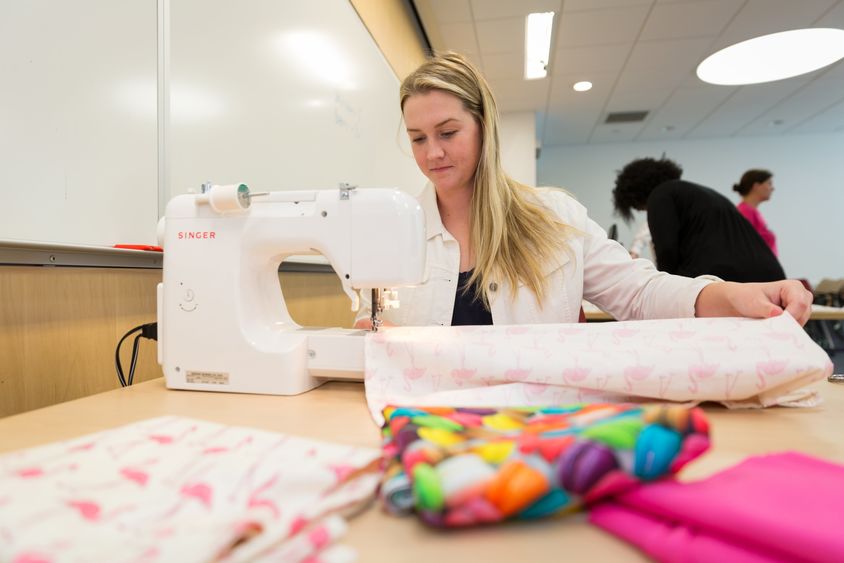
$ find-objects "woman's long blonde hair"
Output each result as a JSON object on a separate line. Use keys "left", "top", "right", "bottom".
{"left": 400, "top": 52, "right": 572, "bottom": 307}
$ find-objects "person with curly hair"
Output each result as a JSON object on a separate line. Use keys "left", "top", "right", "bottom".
{"left": 612, "top": 157, "right": 785, "bottom": 283}
{"left": 734, "top": 169, "right": 778, "bottom": 256}
{"left": 354, "top": 53, "right": 810, "bottom": 328}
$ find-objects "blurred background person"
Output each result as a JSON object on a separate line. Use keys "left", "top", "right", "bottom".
{"left": 612, "top": 157, "right": 785, "bottom": 283}
{"left": 629, "top": 220, "right": 652, "bottom": 261}
{"left": 733, "top": 169, "right": 778, "bottom": 256}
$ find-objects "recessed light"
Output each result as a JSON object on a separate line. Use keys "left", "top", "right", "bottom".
{"left": 573, "top": 81, "right": 593, "bottom": 92}
{"left": 768, "top": 119, "right": 785, "bottom": 127}
{"left": 697, "top": 28, "right": 844, "bottom": 85}
{"left": 525, "top": 12, "right": 555, "bottom": 80}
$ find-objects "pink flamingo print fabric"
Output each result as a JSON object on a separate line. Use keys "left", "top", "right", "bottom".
{"left": 0, "top": 416, "right": 381, "bottom": 562}
{"left": 364, "top": 313, "right": 832, "bottom": 425}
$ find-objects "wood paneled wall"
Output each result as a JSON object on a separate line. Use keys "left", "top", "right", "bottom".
{"left": 0, "top": 266, "right": 355, "bottom": 418}
{"left": 349, "top": 0, "right": 428, "bottom": 79}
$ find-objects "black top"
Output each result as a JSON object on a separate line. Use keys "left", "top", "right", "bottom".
{"left": 647, "top": 179, "right": 785, "bottom": 282}
{"left": 451, "top": 270, "right": 493, "bottom": 326}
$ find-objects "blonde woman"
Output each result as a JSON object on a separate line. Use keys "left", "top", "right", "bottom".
{"left": 355, "top": 53, "right": 811, "bottom": 328}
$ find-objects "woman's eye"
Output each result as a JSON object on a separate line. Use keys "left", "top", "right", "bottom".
{"left": 441, "top": 131, "right": 456, "bottom": 138}
{"left": 411, "top": 137, "right": 425, "bottom": 144}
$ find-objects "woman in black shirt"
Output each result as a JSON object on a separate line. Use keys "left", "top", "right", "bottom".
{"left": 612, "top": 157, "right": 785, "bottom": 283}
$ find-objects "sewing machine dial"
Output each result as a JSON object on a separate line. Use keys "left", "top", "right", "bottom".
{"left": 179, "top": 287, "right": 197, "bottom": 312}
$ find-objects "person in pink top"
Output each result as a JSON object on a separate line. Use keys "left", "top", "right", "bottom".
{"left": 733, "top": 169, "right": 778, "bottom": 256}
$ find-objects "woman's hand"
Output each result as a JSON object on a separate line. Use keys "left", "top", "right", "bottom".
{"left": 695, "top": 280, "right": 813, "bottom": 326}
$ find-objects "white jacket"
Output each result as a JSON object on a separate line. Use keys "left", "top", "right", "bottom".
{"left": 356, "top": 184, "right": 714, "bottom": 327}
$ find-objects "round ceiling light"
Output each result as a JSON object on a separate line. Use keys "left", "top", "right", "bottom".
{"left": 573, "top": 81, "right": 593, "bottom": 92}
{"left": 697, "top": 28, "right": 844, "bottom": 86}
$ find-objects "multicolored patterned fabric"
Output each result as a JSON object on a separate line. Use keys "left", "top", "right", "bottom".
{"left": 378, "top": 403, "right": 710, "bottom": 528}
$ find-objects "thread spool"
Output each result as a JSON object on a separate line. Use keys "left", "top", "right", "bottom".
{"left": 205, "top": 183, "right": 252, "bottom": 213}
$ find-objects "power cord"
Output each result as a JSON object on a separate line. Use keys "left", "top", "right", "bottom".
{"left": 115, "top": 323, "right": 158, "bottom": 387}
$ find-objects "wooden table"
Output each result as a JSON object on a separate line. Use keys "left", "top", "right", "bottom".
{"left": 1, "top": 378, "right": 842, "bottom": 561}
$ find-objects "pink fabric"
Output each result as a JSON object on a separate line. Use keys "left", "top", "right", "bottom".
{"left": 0, "top": 416, "right": 382, "bottom": 563}
{"left": 364, "top": 314, "right": 832, "bottom": 425}
{"left": 589, "top": 452, "right": 844, "bottom": 562}
{"left": 737, "top": 202, "right": 778, "bottom": 256}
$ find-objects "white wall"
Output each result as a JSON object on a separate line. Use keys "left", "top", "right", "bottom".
{"left": 500, "top": 112, "right": 536, "bottom": 186}
{"left": 537, "top": 132, "right": 844, "bottom": 286}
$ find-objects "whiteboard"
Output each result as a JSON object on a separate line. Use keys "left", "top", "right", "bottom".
{"left": 169, "top": 0, "right": 424, "bottom": 200}
{"left": 0, "top": 0, "right": 158, "bottom": 247}
{"left": 0, "top": 0, "right": 425, "bottom": 248}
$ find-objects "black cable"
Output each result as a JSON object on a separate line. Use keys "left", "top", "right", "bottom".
{"left": 127, "top": 333, "right": 142, "bottom": 386}
{"left": 115, "top": 323, "right": 157, "bottom": 387}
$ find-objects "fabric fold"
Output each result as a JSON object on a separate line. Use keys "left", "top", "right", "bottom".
{"left": 0, "top": 416, "right": 382, "bottom": 563}
{"left": 589, "top": 452, "right": 844, "bottom": 563}
{"left": 365, "top": 314, "right": 831, "bottom": 425}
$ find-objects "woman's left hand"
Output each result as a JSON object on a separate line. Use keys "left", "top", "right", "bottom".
{"left": 695, "top": 280, "right": 813, "bottom": 326}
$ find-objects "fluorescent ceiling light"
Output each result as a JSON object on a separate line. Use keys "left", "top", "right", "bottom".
{"left": 573, "top": 81, "right": 592, "bottom": 92}
{"left": 697, "top": 28, "right": 844, "bottom": 86}
{"left": 525, "top": 12, "right": 554, "bottom": 80}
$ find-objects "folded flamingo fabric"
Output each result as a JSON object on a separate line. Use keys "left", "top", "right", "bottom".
{"left": 0, "top": 416, "right": 381, "bottom": 563}
{"left": 378, "top": 403, "right": 710, "bottom": 527}
{"left": 589, "top": 452, "right": 844, "bottom": 563}
{"left": 365, "top": 313, "right": 832, "bottom": 425}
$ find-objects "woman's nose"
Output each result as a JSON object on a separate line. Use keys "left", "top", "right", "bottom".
{"left": 427, "top": 140, "right": 444, "bottom": 160}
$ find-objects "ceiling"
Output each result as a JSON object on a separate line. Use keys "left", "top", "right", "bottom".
{"left": 411, "top": 0, "right": 844, "bottom": 147}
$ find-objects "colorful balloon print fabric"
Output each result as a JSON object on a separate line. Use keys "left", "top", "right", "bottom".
{"left": 0, "top": 416, "right": 382, "bottom": 563}
{"left": 378, "top": 403, "right": 710, "bottom": 528}
{"left": 365, "top": 314, "right": 832, "bottom": 425}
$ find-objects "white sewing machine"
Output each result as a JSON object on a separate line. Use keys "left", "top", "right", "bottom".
{"left": 156, "top": 183, "right": 426, "bottom": 395}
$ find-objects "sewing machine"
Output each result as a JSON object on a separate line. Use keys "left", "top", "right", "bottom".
{"left": 156, "top": 183, "right": 426, "bottom": 395}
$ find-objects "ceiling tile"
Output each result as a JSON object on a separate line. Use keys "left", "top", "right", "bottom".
{"left": 789, "top": 98, "right": 844, "bottom": 134}
{"left": 686, "top": 78, "right": 811, "bottom": 138}
{"left": 738, "top": 75, "right": 844, "bottom": 135}
{"left": 556, "top": 5, "right": 651, "bottom": 47}
{"left": 563, "top": 0, "right": 652, "bottom": 12}
{"left": 475, "top": 17, "right": 523, "bottom": 55}
{"left": 543, "top": 71, "right": 615, "bottom": 144}
{"left": 438, "top": 22, "right": 480, "bottom": 54}
{"left": 552, "top": 42, "right": 632, "bottom": 75}
{"left": 818, "top": 59, "right": 844, "bottom": 80}
{"left": 623, "top": 37, "right": 714, "bottom": 75}
{"left": 639, "top": 0, "right": 743, "bottom": 41}
{"left": 636, "top": 84, "right": 737, "bottom": 141}
{"left": 606, "top": 83, "right": 673, "bottom": 114}
{"left": 590, "top": 121, "right": 647, "bottom": 143}
{"left": 418, "top": 0, "right": 473, "bottom": 24}
{"left": 815, "top": 0, "right": 844, "bottom": 27}
{"left": 712, "top": 0, "right": 838, "bottom": 50}
{"left": 548, "top": 71, "right": 615, "bottom": 109}
{"left": 482, "top": 52, "right": 524, "bottom": 79}
{"left": 540, "top": 109, "right": 599, "bottom": 145}
{"left": 486, "top": 76, "right": 550, "bottom": 112}
{"left": 469, "top": 0, "right": 560, "bottom": 20}
{"left": 417, "top": 0, "right": 844, "bottom": 145}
